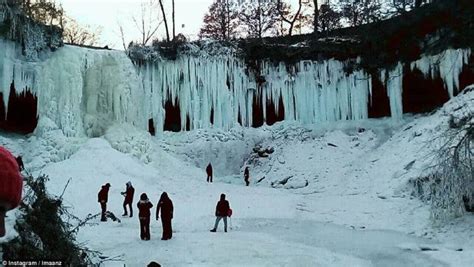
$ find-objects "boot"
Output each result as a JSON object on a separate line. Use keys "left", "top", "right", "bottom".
{"left": 225, "top": 228, "right": 227, "bottom": 232}
{"left": 210, "top": 229, "right": 216, "bottom": 232}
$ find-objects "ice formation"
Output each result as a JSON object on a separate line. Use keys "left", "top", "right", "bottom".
{"left": 410, "top": 48, "right": 472, "bottom": 98}
{"left": 0, "top": 37, "right": 471, "bottom": 136}
{"left": 0, "top": 38, "right": 146, "bottom": 137}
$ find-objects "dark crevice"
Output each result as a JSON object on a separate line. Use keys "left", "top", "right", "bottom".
{"left": 252, "top": 91, "right": 264, "bottom": 128}
{"left": 163, "top": 97, "right": 181, "bottom": 132}
{"left": 368, "top": 74, "right": 391, "bottom": 118}
{"left": 0, "top": 83, "right": 38, "bottom": 134}
{"left": 402, "top": 66, "right": 449, "bottom": 114}
{"left": 148, "top": 118, "right": 156, "bottom": 136}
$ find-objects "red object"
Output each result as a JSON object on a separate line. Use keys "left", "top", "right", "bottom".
{"left": 228, "top": 208, "right": 232, "bottom": 217}
{"left": 0, "top": 146, "right": 23, "bottom": 210}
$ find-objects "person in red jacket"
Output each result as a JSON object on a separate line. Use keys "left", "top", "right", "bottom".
{"left": 98, "top": 183, "right": 111, "bottom": 222}
{"left": 210, "top": 193, "right": 230, "bottom": 233}
{"left": 121, "top": 181, "right": 135, "bottom": 217}
{"left": 137, "top": 193, "right": 153, "bottom": 240}
{"left": 206, "top": 163, "right": 213, "bottom": 183}
{"left": 156, "top": 192, "right": 174, "bottom": 240}
{"left": 0, "top": 147, "right": 23, "bottom": 237}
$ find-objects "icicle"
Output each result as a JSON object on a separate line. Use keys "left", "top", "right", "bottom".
{"left": 385, "top": 63, "right": 404, "bottom": 119}
{"left": 410, "top": 48, "right": 471, "bottom": 97}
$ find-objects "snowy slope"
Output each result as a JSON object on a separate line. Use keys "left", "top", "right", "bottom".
{"left": 1, "top": 89, "right": 473, "bottom": 266}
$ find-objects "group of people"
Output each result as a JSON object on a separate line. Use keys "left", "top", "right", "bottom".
{"left": 97, "top": 182, "right": 175, "bottom": 241}
{"left": 98, "top": 178, "right": 233, "bottom": 240}
{"left": 206, "top": 163, "right": 251, "bottom": 186}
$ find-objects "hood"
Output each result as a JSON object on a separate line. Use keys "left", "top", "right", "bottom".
{"left": 126, "top": 181, "right": 132, "bottom": 187}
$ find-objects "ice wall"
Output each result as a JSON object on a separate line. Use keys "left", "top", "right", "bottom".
{"left": 0, "top": 38, "right": 145, "bottom": 137}
{"left": 139, "top": 58, "right": 372, "bottom": 132}
{"left": 0, "top": 37, "right": 471, "bottom": 136}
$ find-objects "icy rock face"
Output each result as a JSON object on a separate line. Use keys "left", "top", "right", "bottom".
{"left": 0, "top": 36, "right": 472, "bottom": 136}
{"left": 139, "top": 57, "right": 372, "bottom": 133}
{"left": 0, "top": 38, "right": 146, "bottom": 137}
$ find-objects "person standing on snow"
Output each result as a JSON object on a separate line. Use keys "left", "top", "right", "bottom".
{"left": 244, "top": 166, "right": 250, "bottom": 186}
{"left": 156, "top": 192, "right": 174, "bottom": 240}
{"left": 121, "top": 181, "right": 135, "bottom": 217}
{"left": 137, "top": 193, "right": 153, "bottom": 240}
{"left": 210, "top": 193, "right": 231, "bottom": 232}
{"left": 206, "top": 163, "right": 213, "bottom": 183}
{"left": 98, "top": 183, "right": 111, "bottom": 222}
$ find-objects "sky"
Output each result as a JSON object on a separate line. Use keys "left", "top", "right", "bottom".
{"left": 58, "top": 0, "right": 215, "bottom": 49}
{"left": 58, "top": 0, "right": 307, "bottom": 49}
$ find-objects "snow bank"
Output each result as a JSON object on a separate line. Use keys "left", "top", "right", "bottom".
{"left": 104, "top": 123, "right": 153, "bottom": 163}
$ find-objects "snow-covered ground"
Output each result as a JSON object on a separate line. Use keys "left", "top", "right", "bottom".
{"left": 1, "top": 91, "right": 474, "bottom": 266}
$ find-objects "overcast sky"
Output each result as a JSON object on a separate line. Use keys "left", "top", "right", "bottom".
{"left": 58, "top": 0, "right": 215, "bottom": 49}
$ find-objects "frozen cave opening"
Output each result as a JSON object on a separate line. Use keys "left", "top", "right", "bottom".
{"left": 252, "top": 92, "right": 285, "bottom": 127}
{"left": 0, "top": 84, "right": 38, "bottom": 134}
{"left": 402, "top": 66, "right": 449, "bottom": 114}
{"left": 369, "top": 74, "right": 391, "bottom": 118}
{"left": 164, "top": 98, "right": 181, "bottom": 132}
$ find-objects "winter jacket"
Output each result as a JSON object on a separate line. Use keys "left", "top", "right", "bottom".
{"left": 215, "top": 200, "right": 230, "bottom": 217}
{"left": 206, "top": 164, "right": 213, "bottom": 176}
{"left": 244, "top": 168, "right": 249, "bottom": 179}
{"left": 98, "top": 186, "right": 109, "bottom": 203}
{"left": 156, "top": 194, "right": 174, "bottom": 220}
{"left": 137, "top": 200, "right": 153, "bottom": 217}
{"left": 123, "top": 186, "right": 135, "bottom": 203}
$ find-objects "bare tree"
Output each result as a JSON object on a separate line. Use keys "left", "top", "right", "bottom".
{"left": 341, "top": 0, "right": 382, "bottom": 27}
{"left": 132, "top": 0, "right": 162, "bottom": 46}
{"left": 158, "top": 0, "right": 170, "bottom": 42}
{"left": 239, "top": 0, "right": 279, "bottom": 39}
{"left": 63, "top": 17, "right": 101, "bottom": 46}
{"left": 318, "top": 3, "right": 341, "bottom": 34}
{"left": 172, "top": 0, "right": 175, "bottom": 40}
{"left": 199, "top": 0, "right": 239, "bottom": 40}
{"left": 13, "top": 0, "right": 64, "bottom": 27}
{"left": 276, "top": 0, "right": 304, "bottom": 36}
{"left": 313, "top": 0, "right": 319, "bottom": 34}
{"left": 117, "top": 0, "right": 162, "bottom": 50}
{"left": 389, "top": 0, "right": 430, "bottom": 15}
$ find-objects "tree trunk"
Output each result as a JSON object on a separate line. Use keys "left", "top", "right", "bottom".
{"left": 313, "top": 0, "right": 319, "bottom": 34}
{"left": 158, "top": 0, "right": 170, "bottom": 42}
{"left": 172, "top": 0, "right": 175, "bottom": 40}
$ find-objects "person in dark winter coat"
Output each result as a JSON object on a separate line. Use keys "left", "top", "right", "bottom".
{"left": 137, "top": 193, "right": 153, "bottom": 240}
{"left": 206, "top": 163, "right": 213, "bottom": 183}
{"left": 121, "top": 181, "right": 135, "bottom": 217}
{"left": 210, "top": 193, "right": 230, "bottom": 232}
{"left": 15, "top": 156, "right": 24, "bottom": 172}
{"left": 156, "top": 192, "right": 174, "bottom": 240}
{"left": 98, "top": 183, "right": 111, "bottom": 222}
{"left": 244, "top": 167, "right": 250, "bottom": 186}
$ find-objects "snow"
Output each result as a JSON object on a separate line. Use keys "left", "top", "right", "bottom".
{"left": 1, "top": 37, "right": 471, "bottom": 138}
{"left": 1, "top": 37, "right": 474, "bottom": 265}
{"left": 1, "top": 89, "right": 474, "bottom": 266}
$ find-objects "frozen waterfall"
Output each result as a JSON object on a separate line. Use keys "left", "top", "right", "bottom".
{"left": 0, "top": 37, "right": 471, "bottom": 136}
